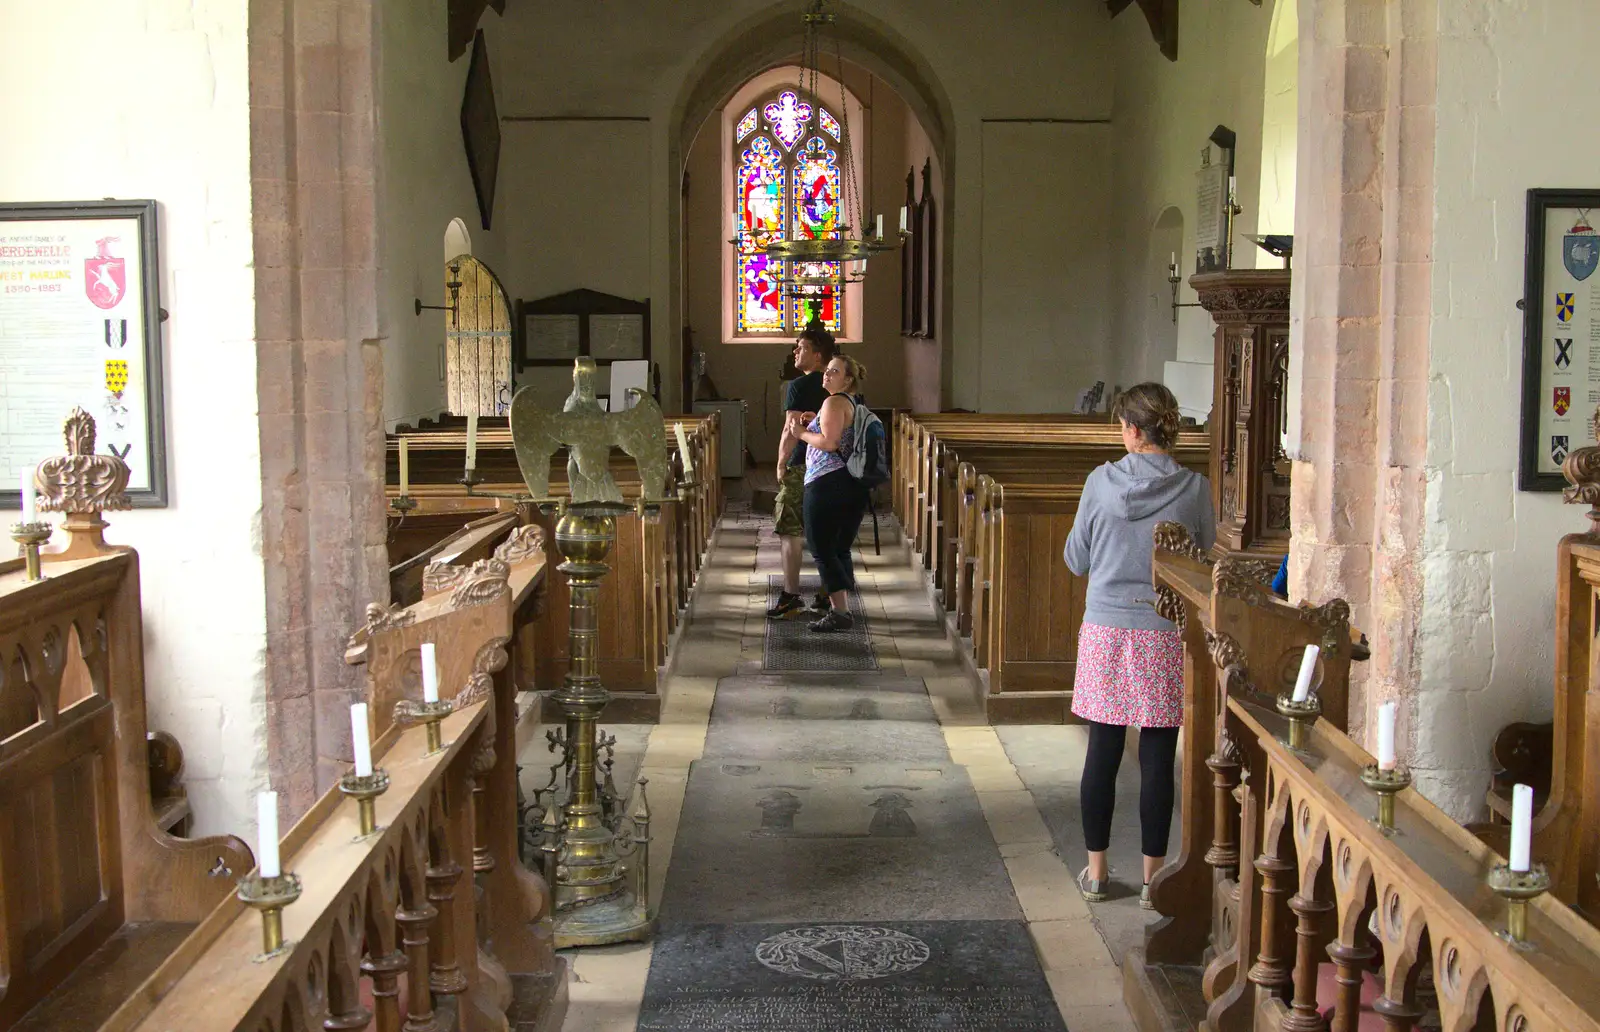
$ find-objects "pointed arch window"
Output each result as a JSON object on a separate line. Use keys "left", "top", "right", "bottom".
{"left": 732, "top": 88, "right": 848, "bottom": 337}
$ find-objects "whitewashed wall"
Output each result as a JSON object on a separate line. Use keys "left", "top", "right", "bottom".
{"left": 482, "top": 0, "right": 1118, "bottom": 415}
{"left": 1107, "top": 0, "right": 1284, "bottom": 390}
{"left": 0, "top": 2, "right": 263, "bottom": 837}
{"left": 1416, "top": 3, "right": 1599, "bottom": 817}
{"left": 377, "top": 0, "right": 506, "bottom": 428}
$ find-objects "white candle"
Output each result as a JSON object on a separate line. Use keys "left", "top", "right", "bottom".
{"left": 1228, "top": 175, "right": 1237, "bottom": 199}
{"left": 257, "top": 791, "right": 281, "bottom": 878}
{"left": 398, "top": 439, "right": 410, "bottom": 496}
{"left": 732, "top": 210, "right": 741, "bottom": 237}
{"left": 1376, "top": 701, "right": 1397, "bottom": 771}
{"left": 465, "top": 413, "right": 479, "bottom": 472}
{"left": 421, "top": 642, "right": 439, "bottom": 704}
{"left": 1509, "top": 783, "right": 1534, "bottom": 872}
{"left": 875, "top": 213, "right": 885, "bottom": 239}
{"left": 20, "top": 467, "right": 36, "bottom": 523}
{"left": 1170, "top": 251, "right": 1177, "bottom": 269}
{"left": 674, "top": 423, "right": 695, "bottom": 477}
{"left": 899, "top": 205, "right": 909, "bottom": 234}
{"left": 351, "top": 702, "right": 373, "bottom": 777}
{"left": 1291, "top": 644, "right": 1319, "bottom": 703}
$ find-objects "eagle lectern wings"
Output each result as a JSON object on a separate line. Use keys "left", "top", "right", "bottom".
{"left": 508, "top": 357, "right": 670, "bottom": 504}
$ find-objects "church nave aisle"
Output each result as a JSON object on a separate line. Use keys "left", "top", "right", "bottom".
{"left": 529, "top": 506, "right": 1135, "bottom": 1032}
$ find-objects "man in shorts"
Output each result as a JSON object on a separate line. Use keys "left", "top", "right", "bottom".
{"left": 768, "top": 321, "right": 834, "bottom": 618}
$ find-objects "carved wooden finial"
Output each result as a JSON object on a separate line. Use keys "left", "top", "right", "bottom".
{"left": 64, "top": 406, "right": 96, "bottom": 456}
{"left": 35, "top": 407, "right": 132, "bottom": 560}
{"left": 1562, "top": 405, "right": 1600, "bottom": 536}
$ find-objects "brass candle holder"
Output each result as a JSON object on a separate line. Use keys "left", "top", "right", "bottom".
{"left": 338, "top": 769, "right": 390, "bottom": 839}
{"left": 409, "top": 699, "right": 454, "bottom": 754}
{"left": 236, "top": 872, "right": 304, "bottom": 960}
{"left": 1359, "top": 764, "right": 1412, "bottom": 834}
{"left": 391, "top": 495, "right": 417, "bottom": 515}
{"left": 1275, "top": 692, "right": 1322, "bottom": 751}
{"left": 1488, "top": 863, "right": 1551, "bottom": 950}
{"left": 11, "top": 521, "right": 51, "bottom": 582}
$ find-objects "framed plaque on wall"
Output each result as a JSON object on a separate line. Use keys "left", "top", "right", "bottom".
{"left": 0, "top": 200, "right": 168, "bottom": 507}
{"left": 515, "top": 288, "right": 651, "bottom": 368}
{"left": 1519, "top": 188, "right": 1600, "bottom": 491}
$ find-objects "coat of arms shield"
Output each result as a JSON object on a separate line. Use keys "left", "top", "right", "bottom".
{"left": 1565, "top": 218, "right": 1599, "bottom": 282}
{"left": 1555, "top": 386, "right": 1572, "bottom": 415}
{"left": 85, "top": 237, "right": 127, "bottom": 310}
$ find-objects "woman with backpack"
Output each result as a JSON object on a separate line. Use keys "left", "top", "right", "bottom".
{"left": 785, "top": 353, "right": 871, "bottom": 632}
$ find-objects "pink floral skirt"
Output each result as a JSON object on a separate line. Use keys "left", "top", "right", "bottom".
{"left": 1070, "top": 622, "right": 1185, "bottom": 728}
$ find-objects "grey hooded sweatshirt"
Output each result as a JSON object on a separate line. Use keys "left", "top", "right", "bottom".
{"left": 1063, "top": 452, "right": 1215, "bottom": 631}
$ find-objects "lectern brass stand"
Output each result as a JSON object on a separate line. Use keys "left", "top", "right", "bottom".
{"left": 466, "top": 358, "right": 685, "bottom": 947}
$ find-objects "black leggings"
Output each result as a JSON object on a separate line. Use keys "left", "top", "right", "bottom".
{"left": 1080, "top": 720, "right": 1181, "bottom": 858}
{"left": 803, "top": 468, "right": 870, "bottom": 594}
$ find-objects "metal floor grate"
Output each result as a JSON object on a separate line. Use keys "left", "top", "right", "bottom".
{"left": 762, "top": 575, "right": 878, "bottom": 672}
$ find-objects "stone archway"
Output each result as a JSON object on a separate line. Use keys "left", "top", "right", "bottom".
{"left": 665, "top": 2, "right": 958, "bottom": 409}
{"left": 250, "top": 0, "right": 389, "bottom": 814}
{"left": 1288, "top": 0, "right": 1436, "bottom": 754}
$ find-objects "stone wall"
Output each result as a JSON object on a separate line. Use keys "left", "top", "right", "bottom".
{"left": 1415, "top": 0, "right": 1600, "bottom": 817}
{"left": 251, "top": 0, "right": 390, "bottom": 818}
{"left": 0, "top": 3, "right": 265, "bottom": 837}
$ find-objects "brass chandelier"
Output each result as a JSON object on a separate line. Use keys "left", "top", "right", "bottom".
{"left": 765, "top": 0, "right": 906, "bottom": 288}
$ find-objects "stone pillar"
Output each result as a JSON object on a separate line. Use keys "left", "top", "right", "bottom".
{"left": 250, "top": 0, "right": 391, "bottom": 814}
{"left": 1288, "top": 0, "right": 1435, "bottom": 751}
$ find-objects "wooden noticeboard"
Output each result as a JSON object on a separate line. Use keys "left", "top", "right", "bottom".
{"left": 514, "top": 288, "right": 651, "bottom": 369}
{"left": 0, "top": 200, "right": 168, "bottom": 507}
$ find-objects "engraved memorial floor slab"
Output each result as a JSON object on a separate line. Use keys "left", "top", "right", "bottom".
{"left": 637, "top": 920, "right": 1067, "bottom": 1031}
{"left": 764, "top": 576, "right": 878, "bottom": 672}
{"left": 660, "top": 762, "right": 1022, "bottom": 923}
{"left": 703, "top": 675, "right": 948, "bottom": 762}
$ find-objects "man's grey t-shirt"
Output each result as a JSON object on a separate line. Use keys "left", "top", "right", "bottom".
{"left": 785, "top": 370, "right": 827, "bottom": 467}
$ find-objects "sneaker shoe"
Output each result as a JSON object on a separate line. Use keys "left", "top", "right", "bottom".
{"left": 808, "top": 609, "right": 855, "bottom": 632}
{"left": 1140, "top": 883, "right": 1155, "bottom": 911}
{"left": 1077, "top": 866, "right": 1109, "bottom": 903}
{"left": 766, "top": 592, "right": 805, "bottom": 619}
{"left": 809, "top": 592, "right": 830, "bottom": 612}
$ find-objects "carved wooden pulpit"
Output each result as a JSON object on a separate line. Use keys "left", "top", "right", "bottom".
{"left": 1192, "top": 269, "right": 1291, "bottom": 557}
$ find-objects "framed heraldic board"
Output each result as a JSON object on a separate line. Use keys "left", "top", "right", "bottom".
{"left": 515, "top": 288, "right": 650, "bottom": 368}
{"left": 1520, "top": 189, "right": 1600, "bottom": 490}
{"left": 0, "top": 200, "right": 168, "bottom": 507}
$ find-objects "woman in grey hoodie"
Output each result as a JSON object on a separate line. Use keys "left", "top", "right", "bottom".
{"left": 1062, "top": 383, "right": 1215, "bottom": 907}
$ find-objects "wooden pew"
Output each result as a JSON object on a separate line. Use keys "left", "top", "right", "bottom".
{"left": 1126, "top": 528, "right": 1600, "bottom": 1032}
{"left": 891, "top": 415, "right": 1209, "bottom": 722}
{"left": 384, "top": 416, "right": 720, "bottom": 722}
{"left": 95, "top": 522, "right": 568, "bottom": 1032}
{"left": 1471, "top": 466, "right": 1600, "bottom": 919}
{"left": 1, "top": 420, "right": 255, "bottom": 1032}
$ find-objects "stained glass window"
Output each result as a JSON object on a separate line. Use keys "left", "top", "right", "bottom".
{"left": 732, "top": 89, "right": 848, "bottom": 336}
{"left": 764, "top": 91, "right": 813, "bottom": 150}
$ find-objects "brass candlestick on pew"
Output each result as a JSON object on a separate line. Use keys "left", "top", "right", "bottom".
{"left": 1275, "top": 692, "right": 1321, "bottom": 751}
{"left": 1488, "top": 863, "right": 1551, "bottom": 950}
{"left": 236, "top": 872, "right": 304, "bottom": 960}
{"left": 10, "top": 521, "right": 50, "bottom": 582}
{"left": 1358, "top": 765, "right": 1412, "bottom": 834}
{"left": 338, "top": 769, "right": 390, "bottom": 838}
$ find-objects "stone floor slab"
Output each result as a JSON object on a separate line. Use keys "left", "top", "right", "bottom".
{"left": 703, "top": 675, "right": 948, "bottom": 762}
{"left": 638, "top": 921, "right": 1066, "bottom": 1031}
{"left": 660, "top": 761, "right": 1022, "bottom": 923}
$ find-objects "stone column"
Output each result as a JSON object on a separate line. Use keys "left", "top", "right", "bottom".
{"left": 1288, "top": 0, "right": 1435, "bottom": 751}
{"left": 250, "top": 0, "right": 390, "bottom": 813}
